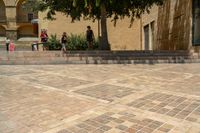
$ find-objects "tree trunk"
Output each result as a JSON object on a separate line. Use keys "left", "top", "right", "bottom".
{"left": 100, "top": 3, "right": 110, "bottom": 50}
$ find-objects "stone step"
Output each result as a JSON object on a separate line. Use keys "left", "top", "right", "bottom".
{"left": 0, "top": 54, "right": 191, "bottom": 60}
{"left": 0, "top": 56, "right": 191, "bottom": 61}
{"left": 0, "top": 51, "right": 190, "bottom": 57}
{"left": 0, "top": 58, "right": 200, "bottom": 65}
{"left": 0, "top": 51, "right": 198, "bottom": 65}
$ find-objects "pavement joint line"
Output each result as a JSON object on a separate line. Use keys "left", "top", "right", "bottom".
{"left": 3, "top": 72, "right": 199, "bottom": 101}
{"left": 0, "top": 78, "right": 113, "bottom": 104}
{"left": 42, "top": 107, "right": 112, "bottom": 133}
{"left": 0, "top": 75, "right": 109, "bottom": 104}
{"left": 151, "top": 89, "right": 200, "bottom": 100}
{"left": 23, "top": 68, "right": 125, "bottom": 83}
{"left": 66, "top": 92, "right": 111, "bottom": 104}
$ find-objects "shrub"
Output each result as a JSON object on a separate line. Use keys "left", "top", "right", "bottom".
{"left": 48, "top": 34, "right": 61, "bottom": 50}
{"left": 47, "top": 33, "right": 99, "bottom": 50}
{"left": 67, "top": 33, "right": 88, "bottom": 50}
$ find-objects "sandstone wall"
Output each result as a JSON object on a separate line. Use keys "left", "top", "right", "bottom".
{"left": 157, "top": 0, "right": 192, "bottom": 50}
{"left": 39, "top": 12, "right": 142, "bottom": 50}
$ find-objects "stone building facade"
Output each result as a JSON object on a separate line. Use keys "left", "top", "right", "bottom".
{"left": 0, "top": 0, "right": 38, "bottom": 41}
{"left": 141, "top": 0, "right": 200, "bottom": 51}
{"left": 0, "top": 0, "right": 199, "bottom": 51}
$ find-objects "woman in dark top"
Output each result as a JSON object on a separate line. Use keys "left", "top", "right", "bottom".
{"left": 86, "top": 26, "right": 94, "bottom": 50}
{"left": 61, "top": 32, "right": 67, "bottom": 52}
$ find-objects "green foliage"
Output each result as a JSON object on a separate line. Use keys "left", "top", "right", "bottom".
{"left": 26, "top": 0, "right": 164, "bottom": 25}
{"left": 67, "top": 33, "right": 99, "bottom": 50}
{"left": 67, "top": 34, "right": 87, "bottom": 50}
{"left": 47, "top": 33, "right": 99, "bottom": 50}
{"left": 48, "top": 34, "right": 61, "bottom": 50}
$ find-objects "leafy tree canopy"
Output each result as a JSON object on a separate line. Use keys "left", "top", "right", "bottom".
{"left": 26, "top": 0, "right": 163, "bottom": 24}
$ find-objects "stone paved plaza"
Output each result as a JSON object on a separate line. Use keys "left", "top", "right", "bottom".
{"left": 0, "top": 64, "right": 200, "bottom": 133}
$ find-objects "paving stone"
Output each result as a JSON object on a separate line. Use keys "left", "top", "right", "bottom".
{"left": 0, "top": 64, "right": 200, "bottom": 133}
{"left": 131, "top": 124, "right": 144, "bottom": 130}
{"left": 158, "top": 127, "right": 172, "bottom": 132}
{"left": 75, "top": 84, "right": 138, "bottom": 101}
{"left": 113, "top": 118, "right": 125, "bottom": 124}
{"left": 76, "top": 123, "right": 87, "bottom": 128}
{"left": 116, "top": 125, "right": 129, "bottom": 131}
{"left": 147, "top": 122, "right": 162, "bottom": 129}
{"left": 93, "top": 117, "right": 110, "bottom": 124}
{"left": 91, "top": 129, "right": 105, "bottom": 133}
{"left": 67, "top": 126, "right": 82, "bottom": 133}
{"left": 99, "top": 125, "right": 112, "bottom": 131}
{"left": 185, "top": 117, "right": 198, "bottom": 122}
{"left": 158, "top": 124, "right": 174, "bottom": 133}
{"left": 157, "top": 108, "right": 170, "bottom": 114}
{"left": 84, "top": 119, "right": 102, "bottom": 127}
{"left": 140, "top": 127, "right": 154, "bottom": 133}
{"left": 57, "top": 129, "right": 72, "bottom": 133}
{"left": 128, "top": 118, "right": 141, "bottom": 124}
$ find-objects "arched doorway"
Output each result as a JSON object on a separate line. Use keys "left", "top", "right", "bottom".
{"left": 16, "top": 0, "right": 39, "bottom": 40}
{"left": 0, "top": 0, "right": 6, "bottom": 23}
{"left": 0, "top": 25, "right": 6, "bottom": 41}
{"left": 17, "top": 25, "right": 37, "bottom": 39}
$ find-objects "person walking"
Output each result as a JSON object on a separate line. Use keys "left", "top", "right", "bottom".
{"left": 61, "top": 32, "right": 67, "bottom": 53}
{"left": 5, "top": 38, "right": 10, "bottom": 51}
{"left": 86, "top": 26, "right": 94, "bottom": 50}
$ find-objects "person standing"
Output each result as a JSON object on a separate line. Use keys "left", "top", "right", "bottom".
{"left": 9, "top": 40, "right": 15, "bottom": 52}
{"left": 40, "top": 29, "right": 45, "bottom": 42}
{"left": 40, "top": 29, "right": 49, "bottom": 50}
{"left": 61, "top": 32, "right": 67, "bottom": 52}
{"left": 44, "top": 29, "right": 49, "bottom": 43}
{"left": 86, "top": 26, "right": 94, "bottom": 50}
{"left": 5, "top": 38, "right": 10, "bottom": 51}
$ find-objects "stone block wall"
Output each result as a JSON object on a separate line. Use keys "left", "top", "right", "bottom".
{"left": 0, "top": 0, "right": 38, "bottom": 41}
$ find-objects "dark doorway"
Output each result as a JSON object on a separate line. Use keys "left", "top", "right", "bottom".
{"left": 144, "top": 25, "right": 149, "bottom": 50}
{"left": 193, "top": 0, "right": 200, "bottom": 46}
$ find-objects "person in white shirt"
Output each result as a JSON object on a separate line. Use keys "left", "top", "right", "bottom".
{"left": 5, "top": 38, "right": 10, "bottom": 51}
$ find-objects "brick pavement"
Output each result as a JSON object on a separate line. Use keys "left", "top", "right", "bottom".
{"left": 0, "top": 64, "right": 200, "bottom": 133}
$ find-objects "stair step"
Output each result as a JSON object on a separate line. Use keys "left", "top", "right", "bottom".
{"left": 0, "top": 51, "right": 199, "bottom": 65}
{"left": 0, "top": 59, "right": 200, "bottom": 65}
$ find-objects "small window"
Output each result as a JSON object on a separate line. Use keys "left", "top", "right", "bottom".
{"left": 28, "top": 13, "right": 33, "bottom": 22}
{"left": 193, "top": 0, "right": 200, "bottom": 46}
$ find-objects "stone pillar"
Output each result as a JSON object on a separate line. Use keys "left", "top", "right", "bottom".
{"left": 5, "top": 6, "right": 17, "bottom": 40}
{"left": 6, "top": 6, "right": 17, "bottom": 28}
{"left": 6, "top": 30, "right": 17, "bottom": 40}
